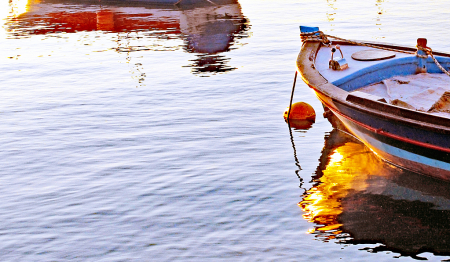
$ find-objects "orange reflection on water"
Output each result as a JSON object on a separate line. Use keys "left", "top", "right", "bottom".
{"left": 299, "top": 141, "right": 386, "bottom": 236}
{"left": 2, "top": 0, "right": 249, "bottom": 75}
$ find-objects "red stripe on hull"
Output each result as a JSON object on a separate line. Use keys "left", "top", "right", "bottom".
{"left": 309, "top": 87, "right": 450, "bottom": 180}
{"left": 310, "top": 86, "right": 450, "bottom": 153}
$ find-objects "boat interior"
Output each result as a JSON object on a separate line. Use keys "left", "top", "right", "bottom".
{"left": 314, "top": 44, "right": 450, "bottom": 117}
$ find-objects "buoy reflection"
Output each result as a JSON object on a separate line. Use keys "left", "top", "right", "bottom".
{"left": 286, "top": 119, "right": 314, "bottom": 130}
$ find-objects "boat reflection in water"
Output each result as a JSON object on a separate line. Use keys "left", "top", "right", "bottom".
{"left": 298, "top": 120, "right": 450, "bottom": 258}
{"left": 3, "top": 0, "right": 250, "bottom": 75}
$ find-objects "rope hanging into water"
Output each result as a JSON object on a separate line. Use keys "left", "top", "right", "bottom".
{"left": 300, "top": 30, "right": 450, "bottom": 76}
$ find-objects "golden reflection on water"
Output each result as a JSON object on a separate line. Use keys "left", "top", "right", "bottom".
{"left": 7, "top": 0, "right": 32, "bottom": 18}
{"left": 1, "top": 0, "right": 29, "bottom": 40}
{"left": 299, "top": 139, "right": 389, "bottom": 236}
{"left": 296, "top": 109, "right": 450, "bottom": 257}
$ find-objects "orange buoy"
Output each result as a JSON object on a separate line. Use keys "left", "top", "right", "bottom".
{"left": 284, "top": 102, "right": 316, "bottom": 121}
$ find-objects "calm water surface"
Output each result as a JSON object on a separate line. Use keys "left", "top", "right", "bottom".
{"left": 2, "top": 0, "right": 450, "bottom": 261}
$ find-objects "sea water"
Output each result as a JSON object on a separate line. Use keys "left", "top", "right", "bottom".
{"left": 1, "top": 0, "right": 450, "bottom": 261}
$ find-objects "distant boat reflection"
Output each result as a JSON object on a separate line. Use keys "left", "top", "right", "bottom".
{"left": 3, "top": 0, "right": 250, "bottom": 76}
{"left": 298, "top": 126, "right": 450, "bottom": 258}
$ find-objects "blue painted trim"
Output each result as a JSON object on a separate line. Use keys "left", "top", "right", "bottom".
{"left": 426, "top": 57, "right": 450, "bottom": 73}
{"left": 332, "top": 56, "right": 450, "bottom": 91}
{"left": 361, "top": 130, "right": 450, "bottom": 171}
{"left": 331, "top": 112, "right": 450, "bottom": 172}
{"left": 332, "top": 57, "right": 418, "bottom": 91}
{"left": 300, "top": 26, "right": 319, "bottom": 33}
{"left": 417, "top": 50, "right": 428, "bottom": 72}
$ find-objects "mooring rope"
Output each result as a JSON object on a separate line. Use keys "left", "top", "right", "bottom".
{"left": 417, "top": 45, "right": 450, "bottom": 76}
{"left": 300, "top": 31, "right": 417, "bottom": 55}
{"left": 300, "top": 30, "right": 450, "bottom": 76}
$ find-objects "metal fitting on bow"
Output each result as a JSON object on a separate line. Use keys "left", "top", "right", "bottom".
{"left": 329, "top": 45, "right": 348, "bottom": 70}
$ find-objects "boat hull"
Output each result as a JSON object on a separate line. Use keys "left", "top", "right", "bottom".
{"left": 310, "top": 85, "right": 450, "bottom": 180}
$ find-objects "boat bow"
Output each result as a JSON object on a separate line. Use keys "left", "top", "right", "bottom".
{"left": 297, "top": 26, "right": 450, "bottom": 179}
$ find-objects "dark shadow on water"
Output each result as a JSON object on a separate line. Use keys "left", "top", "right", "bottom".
{"left": 294, "top": 112, "right": 450, "bottom": 260}
{"left": 184, "top": 54, "right": 236, "bottom": 76}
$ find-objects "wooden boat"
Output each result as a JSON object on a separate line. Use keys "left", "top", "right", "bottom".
{"left": 296, "top": 26, "right": 450, "bottom": 180}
